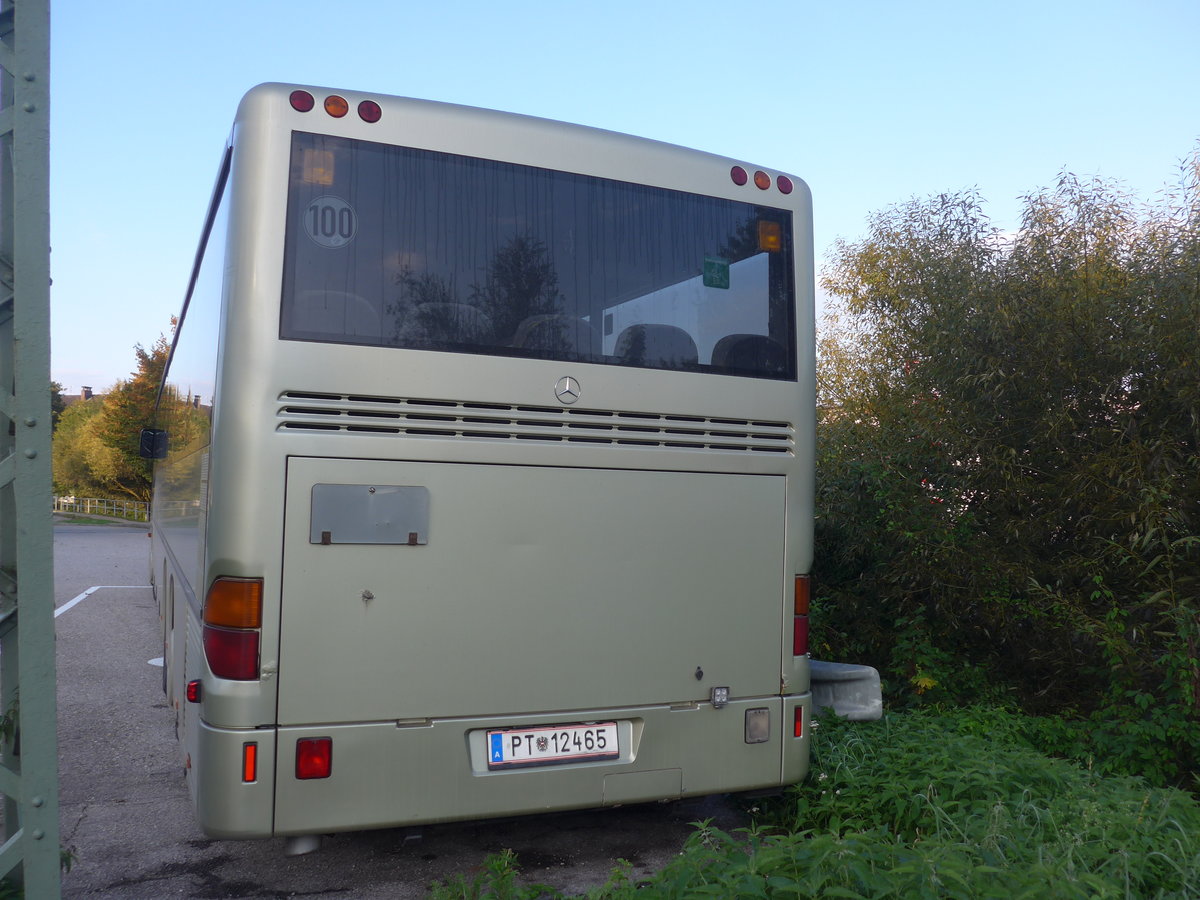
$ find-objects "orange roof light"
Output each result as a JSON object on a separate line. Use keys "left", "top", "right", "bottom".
{"left": 324, "top": 94, "right": 349, "bottom": 118}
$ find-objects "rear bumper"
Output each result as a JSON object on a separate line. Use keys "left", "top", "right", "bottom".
{"left": 194, "top": 693, "right": 811, "bottom": 838}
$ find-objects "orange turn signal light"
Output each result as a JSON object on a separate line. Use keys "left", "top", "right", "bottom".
{"left": 794, "top": 575, "right": 811, "bottom": 616}
{"left": 203, "top": 577, "right": 263, "bottom": 629}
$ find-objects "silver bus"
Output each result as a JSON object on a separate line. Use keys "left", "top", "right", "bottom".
{"left": 147, "top": 83, "right": 816, "bottom": 844}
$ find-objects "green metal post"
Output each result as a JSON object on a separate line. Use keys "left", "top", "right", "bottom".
{"left": 0, "top": 0, "right": 59, "bottom": 896}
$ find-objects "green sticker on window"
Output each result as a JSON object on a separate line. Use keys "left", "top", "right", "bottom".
{"left": 703, "top": 256, "right": 730, "bottom": 289}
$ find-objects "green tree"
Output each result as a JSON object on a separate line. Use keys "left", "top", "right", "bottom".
{"left": 52, "top": 331, "right": 171, "bottom": 503}
{"left": 50, "top": 380, "right": 65, "bottom": 430}
{"left": 91, "top": 334, "right": 170, "bottom": 502}
{"left": 816, "top": 152, "right": 1200, "bottom": 783}
{"left": 51, "top": 394, "right": 106, "bottom": 495}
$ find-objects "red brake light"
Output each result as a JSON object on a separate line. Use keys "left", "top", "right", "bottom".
{"left": 289, "top": 90, "right": 315, "bottom": 112}
{"left": 296, "top": 738, "right": 333, "bottom": 779}
{"left": 202, "top": 624, "right": 260, "bottom": 680}
{"left": 793, "top": 575, "right": 810, "bottom": 656}
{"left": 793, "top": 616, "right": 809, "bottom": 656}
{"left": 357, "top": 100, "right": 382, "bottom": 123}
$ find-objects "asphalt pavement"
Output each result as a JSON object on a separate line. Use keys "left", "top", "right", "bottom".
{"left": 53, "top": 523, "right": 747, "bottom": 898}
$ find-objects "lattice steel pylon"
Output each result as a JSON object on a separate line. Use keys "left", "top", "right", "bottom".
{"left": 0, "top": 0, "right": 58, "bottom": 897}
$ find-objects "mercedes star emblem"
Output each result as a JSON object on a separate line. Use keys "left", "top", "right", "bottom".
{"left": 554, "top": 376, "right": 581, "bottom": 404}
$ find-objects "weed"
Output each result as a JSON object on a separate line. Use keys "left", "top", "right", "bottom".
{"left": 427, "top": 847, "right": 561, "bottom": 899}
{"left": 428, "top": 707, "right": 1200, "bottom": 898}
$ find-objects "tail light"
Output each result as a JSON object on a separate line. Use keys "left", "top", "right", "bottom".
{"left": 203, "top": 577, "right": 263, "bottom": 680}
{"left": 793, "top": 575, "right": 810, "bottom": 657}
{"left": 202, "top": 625, "right": 260, "bottom": 680}
{"left": 296, "top": 738, "right": 333, "bottom": 780}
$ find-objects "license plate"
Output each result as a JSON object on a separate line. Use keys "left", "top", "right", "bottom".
{"left": 487, "top": 722, "right": 619, "bottom": 769}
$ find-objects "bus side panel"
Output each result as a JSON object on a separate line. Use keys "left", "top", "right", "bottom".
{"left": 193, "top": 722, "right": 277, "bottom": 838}
{"left": 152, "top": 528, "right": 196, "bottom": 768}
{"left": 181, "top": 599, "right": 205, "bottom": 805}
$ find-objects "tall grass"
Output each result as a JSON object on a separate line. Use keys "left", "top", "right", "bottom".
{"left": 430, "top": 707, "right": 1200, "bottom": 898}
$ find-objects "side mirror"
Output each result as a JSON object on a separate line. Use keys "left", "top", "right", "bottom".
{"left": 139, "top": 428, "right": 168, "bottom": 460}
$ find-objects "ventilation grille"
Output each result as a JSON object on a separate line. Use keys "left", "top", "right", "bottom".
{"left": 277, "top": 392, "right": 793, "bottom": 454}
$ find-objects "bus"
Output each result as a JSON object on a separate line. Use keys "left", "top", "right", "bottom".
{"left": 145, "top": 82, "right": 817, "bottom": 846}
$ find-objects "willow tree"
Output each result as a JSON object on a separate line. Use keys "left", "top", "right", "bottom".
{"left": 816, "top": 153, "right": 1200, "bottom": 783}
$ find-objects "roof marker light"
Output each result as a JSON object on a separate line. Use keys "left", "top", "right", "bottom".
{"left": 753, "top": 170, "right": 771, "bottom": 190}
{"left": 324, "top": 95, "right": 349, "bottom": 118}
{"left": 358, "top": 100, "right": 382, "bottom": 123}
{"left": 777, "top": 175, "right": 794, "bottom": 195}
{"left": 730, "top": 166, "right": 748, "bottom": 186}
{"left": 289, "top": 90, "right": 315, "bottom": 112}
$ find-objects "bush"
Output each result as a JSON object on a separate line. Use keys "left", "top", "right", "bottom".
{"left": 815, "top": 154, "right": 1200, "bottom": 784}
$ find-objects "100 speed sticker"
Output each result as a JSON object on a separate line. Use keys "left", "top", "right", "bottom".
{"left": 304, "top": 196, "right": 357, "bottom": 249}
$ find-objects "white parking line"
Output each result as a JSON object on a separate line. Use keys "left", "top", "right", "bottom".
{"left": 55, "top": 585, "right": 153, "bottom": 618}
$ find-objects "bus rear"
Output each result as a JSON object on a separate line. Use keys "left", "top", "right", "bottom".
{"left": 152, "top": 83, "right": 815, "bottom": 840}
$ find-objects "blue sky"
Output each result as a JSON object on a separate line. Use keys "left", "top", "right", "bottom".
{"left": 50, "top": 0, "right": 1200, "bottom": 392}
